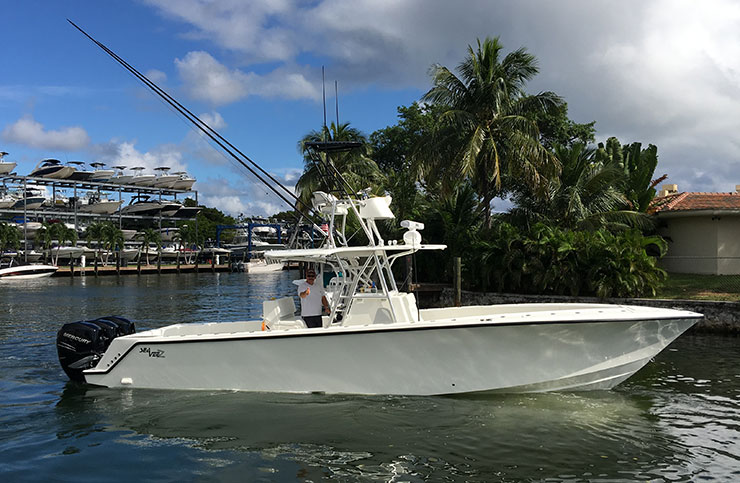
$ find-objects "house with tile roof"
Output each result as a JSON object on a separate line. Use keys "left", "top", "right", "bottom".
{"left": 650, "top": 184, "right": 740, "bottom": 274}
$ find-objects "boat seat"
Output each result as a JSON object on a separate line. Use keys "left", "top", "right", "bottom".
{"left": 262, "top": 296, "right": 305, "bottom": 330}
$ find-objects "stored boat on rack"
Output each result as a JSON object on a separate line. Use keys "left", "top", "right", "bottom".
{"left": 150, "top": 167, "right": 179, "bottom": 189}
{"left": 120, "top": 195, "right": 164, "bottom": 216}
{"left": 66, "top": 161, "right": 96, "bottom": 181}
{"left": 89, "top": 162, "right": 114, "bottom": 182}
{"left": 129, "top": 167, "right": 155, "bottom": 186}
{"left": 11, "top": 188, "right": 47, "bottom": 210}
{"left": 0, "top": 151, "right": 17, "bottom": 175}
{"left": 29, "top": 159, "right": 76, "bottom": 179}
{"left": 171, "top": 172, "right": 196, "bottom": 191}
{"left": 56, "top": 190, "right": 702, "bottom": 395}
{"left": 77, "top": 192, "right": 122, "bottom": 214}
{"left": 109, "top": 166, "right": 134, "bottom": 185}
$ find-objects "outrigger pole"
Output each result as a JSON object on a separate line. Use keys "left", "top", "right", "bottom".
{"left": 67, "top": 19, "right": 323, "bottom": 230}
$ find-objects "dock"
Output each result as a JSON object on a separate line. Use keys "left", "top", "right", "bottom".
{"left": 54, "top": 263, "right": 233, "bottom": 276}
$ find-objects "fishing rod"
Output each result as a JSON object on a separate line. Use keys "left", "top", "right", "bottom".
{"left": 67, "top": 19, "right": 322, "bottom": 230}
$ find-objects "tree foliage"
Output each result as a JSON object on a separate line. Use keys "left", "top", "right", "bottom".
{"left": 420, "top": 36, "right": 562, "bottom": 224}
{"left": 473, "top": 223, "right": 666, "bottom": 297}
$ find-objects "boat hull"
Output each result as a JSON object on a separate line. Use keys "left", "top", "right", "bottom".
{"left": 82, "top": 312, "right": 699, "bottom": 395}
{"left": 79, "top": 200, "right": 122, "bottom": 214}
{"left": 0, "top": 264, "right": 58, "bottom": 280}
{"left": 0, "top": 162, "right": 16, "bottom": 175}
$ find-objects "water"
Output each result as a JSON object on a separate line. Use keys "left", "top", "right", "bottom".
{"left": 1, "top": 272, "right": 739, "bottom": 482}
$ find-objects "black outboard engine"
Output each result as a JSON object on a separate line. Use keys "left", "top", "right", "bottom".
{"left": 57, "top": 316, "right": 135, "bottom": 382}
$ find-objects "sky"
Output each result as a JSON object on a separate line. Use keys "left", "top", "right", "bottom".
{"left": 2, "top": 0, "right": 740, "bottom": 217}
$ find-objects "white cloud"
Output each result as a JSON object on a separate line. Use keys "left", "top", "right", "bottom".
{"left": 174, "top": 51, "right": 319, "bottom": 104}
{"left": 1, "top": 115, "right": 91, "bottom": 151}
{"left": 198, "top": 111, "right": 226, "bottom": 130}
{"left": 197, "top": 175, "right": 295, "bottom": 216}
{"left": 145, "top": 69, "right": 167, "bottom": 83}
{"left": 91, "top": 140, "right": 189, "bottom": 175}
{"left": 175, "top": 51, "right": 249, "bottom": 105}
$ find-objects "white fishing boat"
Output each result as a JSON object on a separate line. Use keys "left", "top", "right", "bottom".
{"left": 56, "top": 190, "right": 702, "bottom": 395}
{"left": 88, "top": 162, "right": 115, "bottom": 182}
{"left": 0, "top": 151, "right": 17, "bottom": 175}
{"left": 245, "top": 258, "right": 284, "bottom": 273}
{"left": 150, "top": 167, "right": 180, "bottom": 189}
{"left": 77, "top": 192, "right": 122, "bottom": 214}
{"left": 109, "top": 166, "right": 134, "bottom": 185}
{"left": 55, "top": 29, "right": 702, "bottom": 395}
{"left": 0, "top": 257, "right": 57, "bottom": 280}
{"left": 66, "top": 161, "right": 96, "bottom": 181}
{"left": 129, "top": 167, "right": 155, "bottom": 186}
{"left": 47, "top": 246, "right": 84, "bottom": 265}
{"left": 171, "top": 172, "right": 196, "bottom": 191}
{"left": 0, "top": 189, "right": 18, "bottom": 208}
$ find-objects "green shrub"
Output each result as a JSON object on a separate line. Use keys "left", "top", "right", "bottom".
{"left": 471, "top": 223, "right": 666, "bottom": 298}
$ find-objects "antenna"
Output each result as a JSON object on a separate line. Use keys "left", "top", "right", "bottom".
{"left": 335, "top": 80, "right": 339, "bottom": 128}
{"left": 322, "top": 66, "right": 327, "bottom": 139}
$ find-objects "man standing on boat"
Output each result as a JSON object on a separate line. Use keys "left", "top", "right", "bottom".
{"left": 298, "top": 268, "right": 329, "bottom": 328}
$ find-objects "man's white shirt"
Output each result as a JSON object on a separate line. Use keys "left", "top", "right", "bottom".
{"left": 297, "top": 280, "right": 326, "bottom": 316}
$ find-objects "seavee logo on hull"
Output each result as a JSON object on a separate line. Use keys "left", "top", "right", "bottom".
{"left": 140, "top": 347, "right": 166, "bottom": 358}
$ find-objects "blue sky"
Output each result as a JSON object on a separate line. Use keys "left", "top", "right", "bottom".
{"left": 3, "top": 1, "right": 740, "bottom": 216}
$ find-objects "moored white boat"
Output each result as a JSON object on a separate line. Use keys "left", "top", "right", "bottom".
{"left": 57, "top": 189, "right": 702, "bottom": 395}
{"left": 0, "top": 257, "right": 57, "bottom": 280}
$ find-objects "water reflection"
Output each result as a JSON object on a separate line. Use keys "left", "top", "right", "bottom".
{"left": 50, "top": 383, "right": 697, "bottom": 481}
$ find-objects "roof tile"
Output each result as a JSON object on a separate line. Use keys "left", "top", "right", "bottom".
{"left": 650, "top": 192, "right": 740, "bottom": 213}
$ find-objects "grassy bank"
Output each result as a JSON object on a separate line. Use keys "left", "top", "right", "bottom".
{"left": 657, "top": 273, "right": 740, "bottom": 301}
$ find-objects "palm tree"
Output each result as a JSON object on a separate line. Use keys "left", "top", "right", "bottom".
{"left": 49, "top": 223, "right": 78, "bottom": 266}
{"left": 509, "top": 143, "right": 652, "bottom": 231}
{"left": 100, "top": 223, "right": 124, "bottom": 266}
{"left": 296, "top": 121, "right": 384, "bottom": 209}
{"left": 0, "top": 222, "right": 20, "bottom": 253}
{"left": 85, "top": 222, "right": 105, "bottom": 265}
{"left": 136, "top": 228, "right": 161, "bottom": 265}
{"left": 421, "top": 36, "right": 562, "bottom": 225}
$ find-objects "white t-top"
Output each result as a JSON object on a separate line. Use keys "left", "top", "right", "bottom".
{"left": 296, "top": 280, "right": 326, "bottom": 317}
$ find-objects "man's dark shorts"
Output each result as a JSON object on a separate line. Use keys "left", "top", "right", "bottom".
{"left": 303, "top": 315, "right": 323, "bottom": 328}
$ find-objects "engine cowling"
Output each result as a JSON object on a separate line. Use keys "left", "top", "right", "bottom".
{"left": 57, "top": 316, "right": 135, "bottom": 382}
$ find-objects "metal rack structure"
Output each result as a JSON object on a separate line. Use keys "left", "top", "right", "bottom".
{"left": 0, "top": 174, "right": 199, "bottom": 256}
